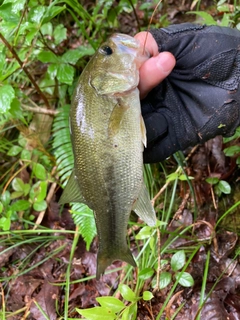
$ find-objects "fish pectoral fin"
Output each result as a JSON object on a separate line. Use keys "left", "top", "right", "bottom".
{"left": 96, "top": 247, "right": 136, "bottom": 280}
{"left": 108, "top": 100, "right": 129, "bottom": 137}
{"left": 59, "top": 170, "right": 86, "bottom": 204}
{"left": 140, "top": 115, "right": 147, "bottom": 148}
{"left": 133, "top": 182, "right": 156, "bottom": 227}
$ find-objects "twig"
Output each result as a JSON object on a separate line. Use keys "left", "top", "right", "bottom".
{"left": 22, "top": 104, "right": 59, "bottom": 115}
{"left": 0, "top": 32, "right": 51, "bottom": 109}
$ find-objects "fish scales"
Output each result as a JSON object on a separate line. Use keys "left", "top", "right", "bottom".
{"left": 59, "top": 34, "right": 156, "bottom": 279}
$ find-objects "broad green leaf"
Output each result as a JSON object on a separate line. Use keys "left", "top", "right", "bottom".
{"left": 21, "top": 149, "right": 31, "bottom": 160}
{"left": 143, "top": 291, "right": 154, "bottom": 301}
{"left": 29, "top": 5, "right": 46, "bottom": 23}
{"left": 0, "top": 202, "right": 3, "bottom": 213}
{"left": 171, "top": 250, "right": 186, "bottom": 272}
{"left": 62, "top": 47, "right": 95, "bottom": 64}
{"left": 33, "top": 200, "right": 47, "bottom": 211}
{"left": 139, "top": 267, "right": 154, "bottom": 280}
{"left": 218, "top": 180, "right": 231, "bottom": 194}
{"left": 0, "top": 217, "right": 11, "bottom": 231}
{"left": 32, "top": 163, "right": 47, "bottom": 180}
{"left": 0, "top": 3, "right": 19, "bottom": 23}
{"left": 6, "top": 0, "right": 26, "bottom": 13}
{"left": 118, "top": 284, "right": 136, "bottom": 302}
{"left": 159, "top": 272, "right": 172, "bottom": 289}
{"left": 1, "top": 191, "right": 11, "bottom": 206}
{"left": 135, "top": 226, "right": 152, "bottom": 240}
{"left": 38, "top": 51, "right": 59, "bottom": 63}
{"left": 12, "top": 177, "right": 25, "bottom": 192}
{"left": 166, "top": 172, "right": 179, "bottom": 183}
{"left": 76, "top": 306, "right": 115, "bottom": 320}
{"left": 40, "top": 22, "right": 53, "bottom": 35}
{"left": 56, "top": 64, "right": 75, "bottom": 85}
{"left": 43, "top": 5, "right": 65, "bottom": 23}
{"left": 224, "top": 145, "right": 240, "bottom": 157}
{"left": 53, "top": 24, "right": 67, "bottom": 45}
{"left": 176, "top": 272, "right": 194, "bottom": 287}
{"left": 11, "top": 200, "right": 30, "bottom": 211}
{"left": 7, "top": 145, "right": 22, "bottom": 156}
{"left": 206, "top": 177, "right": 219, "bottom": 185}
{"left": 0, "top": 85, "right": 15, "bottom": 113}
{"left": 96, "top": 297, "right": 125, "bottom": 313}
{"left": 189, "top": 11, "right": 217, "bottom": 25}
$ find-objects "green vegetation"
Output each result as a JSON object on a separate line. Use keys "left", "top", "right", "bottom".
{"left": 0, "top": 0, "right": 240, "bottom": 319}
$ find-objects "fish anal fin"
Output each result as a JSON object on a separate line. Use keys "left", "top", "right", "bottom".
{"left": 59, "top": 170, "right": 86, "bottom": 204}
{"left": 133, "top": 182, "right": 156, "bottom": 227}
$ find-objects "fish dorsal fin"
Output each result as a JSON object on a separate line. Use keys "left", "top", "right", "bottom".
{"left": 108, "top": 99, "right": 129, "bottom": 138}
{"left": 140, "top": 115, "right": 147, "bottom": 148}
{"left": 133, "top": 182, "right": 156, "bottom": 227}
{"left": 59, "top": 170, "right": 86, "bottom": 204}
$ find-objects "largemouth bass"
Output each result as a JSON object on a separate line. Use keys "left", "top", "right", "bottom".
{"left": 59, "top": 33, "right": 156, "bottom": 279}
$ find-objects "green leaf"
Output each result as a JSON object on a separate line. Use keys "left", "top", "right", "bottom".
{"left": 0, "top": 3, "right": 19, "bottom": 23}
{"left": 21, "top": 149, "right": 31, "bottom": 160}
{"left": 72, "top": 203, "right": 96, "bottom": 251}
{"left": 28, "top": 5, "right": 46, "bottom": 23}
{"left": 166, "top": 172, "right": 179, "bottom": 183}
{"left": 159, "top": 272, "right": 172, "bottom": 289}
{"left": 32, "top": 163, "right": 47, "bottom": 180}
{"left": 218, "top": 180, "right": 231, "bottom": 194}
{"left": 9, "top": 0, "right": 26, "bottom": 13}
{"left": 96, "top": 297, "right": 125, "bottom": 313}
{"left": 0, "top": 217, "right": 11, "bottom": 231}
{"left": 0, "top": 85, "right": 15, "bottom": 113}
{"left": 76, "top": 306, "right": 116, "bottom": 320}
{"left": 40, "top": 22, "right": 53, "bottom": 35}
{"left": 11, "top": 200, "right": 30, "bottom": 211}
{"left": 12, "top": 177, "right": 25, "bottom": 192}
{"left": 43, "top": 5, "right": 65, "bottom": 23}
{"left": 189, "top": 11, "right": 217, "bottom": 25}
{"left": 33, "top": 200, "right": 47, "bottom": 211}
{"left": 53, "top": 24, "right": 67, "bottom": 45}
{"left": 118, "top": 284, "right": 136, "bottom": 302}
{"left": 139, "top": 268, "right": 154, "bottom": 280}
{"left": 142, "top": 291, "right": 154, "bottom": 301}
{"left": 171, "top": 250, "right": 186, "bottom": 272}
{"left": 56, "top": 64, "right": 75, "bottom": 85}
{"left": 135, "top": 226, "right": 152, "bottom": 240}
{"left": 175, "top": 272, "right": 194, "bottom": 287}
{"left": 62, "top": 47, "right": 95, "bottom": 64}
{"left": 7, "top": 145, "right": 22, "bottom": 156}
{"left": 224, "top": 145, "right": 240, "bottom": 157}
{"left": 1, "top": 191, "right": 11, "bottom": 206}
{"left": 206, "top": 177, "right": 219, "bottom": 185}
{"left": 0, "top": 202, "right": 3, "bottom": 213}
{"left": 38, "top": 51, "right": 59, "bottom": 63}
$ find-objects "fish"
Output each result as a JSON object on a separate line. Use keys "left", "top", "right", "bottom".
{"left": 59, "top": 33, "right": 156, "bottom": 279}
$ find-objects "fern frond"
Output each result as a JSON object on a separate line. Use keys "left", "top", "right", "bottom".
{"left": 71, "top": 203, "right": 97, "bottom": 251}
{"left": 53, "top": 105, "right": 96, "bottom": 248}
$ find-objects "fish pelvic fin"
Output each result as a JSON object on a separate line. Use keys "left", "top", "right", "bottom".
{"left": 59, "top": 170, "right": 86, "bottom": 205}
{"left": 96, "top": 247, "right": 136, "bottom": 280}
{"left": 133, "top": 182, "right": 156, "bottom": 227}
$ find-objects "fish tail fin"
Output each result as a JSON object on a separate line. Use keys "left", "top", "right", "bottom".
{"left": 96, "top": 248, "right": 137, "bottom": 280}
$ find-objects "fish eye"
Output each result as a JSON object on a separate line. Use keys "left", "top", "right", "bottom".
{"left": 99, "top": 45, "right": 113, "bottom": 55}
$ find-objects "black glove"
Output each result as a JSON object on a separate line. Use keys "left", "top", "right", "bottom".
{"left": 142, "top": 23, "right": 240, "bottom": 163}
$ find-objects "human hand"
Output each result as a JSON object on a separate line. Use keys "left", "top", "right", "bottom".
{"left": 138, "top": 23, "right": 240, "bottom": 163}
{"left": 134, "top": 32, "right": 176, "bottom": 99}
